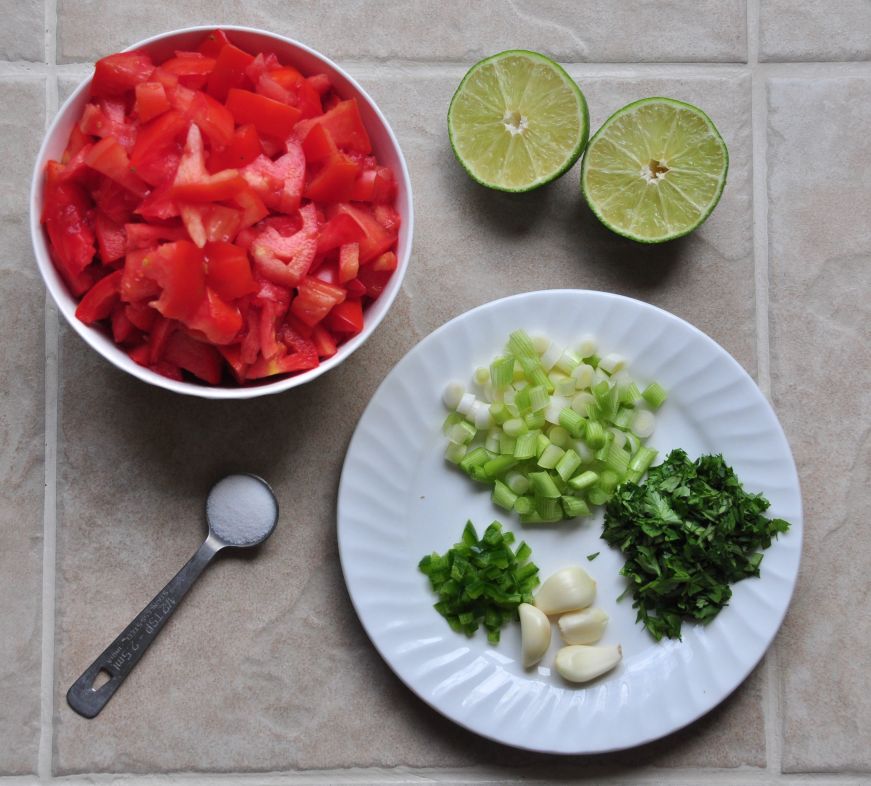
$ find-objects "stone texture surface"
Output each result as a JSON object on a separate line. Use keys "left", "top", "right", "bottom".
{"left": 760, "top": 1, "right": 871, "bottom": 62}
{"left": 0, "top": 0, "right": 44, "bottom": 62}
{"left": 767, "top": 77, "right": 871, "bottom": 773}
{"left": 56, "top": 0, "right": 747, "bottom": 64}
{"left": 0, "top": 76, "right": 46, "bottom": 775}
{"left": 53, "top": 69, "right": 761, "bottom": 775}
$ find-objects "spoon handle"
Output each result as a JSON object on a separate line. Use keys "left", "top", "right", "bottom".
{"left": 67, "top": 536, "right": 221, "bottom": 718}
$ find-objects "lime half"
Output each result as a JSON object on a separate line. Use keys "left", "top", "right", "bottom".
{"left": 448, "top": 50, "right": 589, "bottom": 192}
{"left": 581, "top": 97, "right": 728, "bottom": 243}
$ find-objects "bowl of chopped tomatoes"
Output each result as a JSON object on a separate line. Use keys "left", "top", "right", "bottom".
{"left": 30, "top": 26, "right": 412, "bottom": 398}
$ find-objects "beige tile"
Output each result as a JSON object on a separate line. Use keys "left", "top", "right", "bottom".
{"left": 57, "top": 0, "right": 747, "bottom": 64}
{"left": 760, "top": 1, "right": 871, "bottom": 62}
{"left": 0, "top": 0, "right": 44, "bottom": 62}
{"left": 767, "top": 76, "right": 871, "bottom": 772}
{"left": 53, "top": 67, "right": 760, "bottom": 773}
{"left": 0, "top": 76, "right": 45, "bottom": 775}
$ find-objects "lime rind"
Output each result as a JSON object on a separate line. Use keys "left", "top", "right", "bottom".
{"left": 448, "top": 50, "right": 589, "bottom": 192}
{"left": 580, "top": 97, "right": 729, "bottom": 244}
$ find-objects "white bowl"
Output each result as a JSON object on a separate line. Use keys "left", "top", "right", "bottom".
{"left": 29, "top": 25, "right": 413, "bottom": 399}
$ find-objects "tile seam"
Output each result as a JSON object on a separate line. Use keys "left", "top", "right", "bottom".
{"left": 38, "top": 0, "right": 59, "bottom": 778}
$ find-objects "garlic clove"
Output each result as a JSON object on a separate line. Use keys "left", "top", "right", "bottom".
{"left": 533, "top": 566, "right": 596, "bottom": 615}
{"left": 555, "top": 644, "right": 622, "bottom": 683}
{"left": 518, "top": 602, "right": 551, "bottom": 668}
{"left": 558, "top": 607, "right": 609, "bottom": 645}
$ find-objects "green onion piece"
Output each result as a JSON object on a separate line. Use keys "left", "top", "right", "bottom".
{"left": 625, "top": 446, "right": 658, "bottom": 483}
{"left": 561, "top": 495, "right": 591, "bottom": 518}
{"left": 524, "top": 411, "right": 546, "bottom": 429}
{"left": 595, "top": 431, "right": 614, "bottom": 461}
{"left": 503, "top": 418, "right": 528, "bottom": 438}
{"left": 484, "top": 429, "right": 500, "bottom": 453}
{"left": 599, "top": 469, "right": 620, "bottom": 493}
{"left": 619, "top": 382, "right": 642, "bottom": 406}
{"left": 459, "top": 446, "right": 489, "bottom": 474}
{"left": 587, "top": 552, "right": 600, "bottom": 561}
{"left": 537, "top": 443, "right": 565, "bottom": 470}
{"left": 514, "top": 386, "right": 531, "bottom": 414}
{"left": 474, "top": 366, "right": 490, "bottom": 385}
{"left": 529, "top": 470, "right": 561, "bottom": 498}
{"left": 555, "top": 449, "right": 582, "bottom": 482}
{"left": 520, "top": 511, "right": 544, "bottom": 524}
{"left": 588, "top": 486, "right": 610, "bottom": 506}
{"left": 492, "top": 480, "right": 518, "bottom": 511}
{"left": 547, "top": 425, "right": 571, "bottom": 448}
{"left": 604, "top": 441, "right": 630, "bottom": 476}
{"left": 498, "top": 432, "right": 517, "bottom": 455}
{"left": 508, "top": 329, "right": 537, "bottom": 359}
{"left": 489, "top": 400, "right": 510, "bottom": 425}
{"left": 513, "top": 431, "right": 538, "bottom": 460}
{"left": 555, "top": 349, "right": 581, "bottom": 374}
{"left": 535, "top": 433, "right": 550, "bottom": 458}
{"left": 528, "top": 385, "right": 549, "bottom": 412}
{"left": 585, "top": 421, "right": 606, "bottom": 448}
{"left": 558, "top": 407, "right": 585, "bottom": 438}
{"left": 554, "top": 376, "right": 576, "bottom": 397}
{"left": 514, "top": 495, "right": 534, "bottom": 515}
{"left": 587, "top": 354, "right": 601, "bottom": 368}
{"left": 444, "top": 443, "right": 468, "bottom": 464}
{"left": 612, "top": 406, "right": 634, "bottom": 430}
{"left": 448, "top": 421, "right": 476, "bottom": 445}
{"left": 642, "top": 382, "right": 668, "bottom": 410}
{"left": 505, "top": 470, "right": 530, "bottom": 495}
{"left": 568, "top": 470, "right": 599, "bottom": 491}
{"left": 484, "top": 455, "right": 518, "bottom": 479}
{"left": 522, "top": 360, "right": 554, "bottom": 394}
{"left": 443, "top": 411, "right": 463, "bottom": 433}
{"left": 536, "top": 497, "right": 563, "bottom": 521}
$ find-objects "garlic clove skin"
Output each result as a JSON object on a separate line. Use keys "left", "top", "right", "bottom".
{"left": 518, "top": 603, "right": 551, "bottom": 668}
{"left": 558, "top": 607, "right": 609, "bottom": 645}
{"left": 533, "top": 566, "right": 596, "bottom": 615}
{"left": 555, "top": 644, "right": 622, "bottom": 683}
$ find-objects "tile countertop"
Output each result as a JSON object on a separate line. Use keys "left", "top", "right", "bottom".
{"left": 1, "top": 1, "right": 869, "bottom": 784}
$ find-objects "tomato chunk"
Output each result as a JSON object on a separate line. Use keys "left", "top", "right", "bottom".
{"left": 91, "top": 51, "right": 154, "bottom": 98}
{"left": 207, "top": 43, "right": 255, "bottom": 101}
{"left": 85, "top": 137, "right": 149, "bottom": 197}
{"left": 42, "top": 161, "right": 96, "bottom": 277}
{"left": 163, "top": 330, "right": 222, "bottom": 384}
{"left": 204, "top": 241, "right": 257, "bottom": 300}
{"left": 326, "top": 298, "right": 364, "bottom": 335}
{"left": 144, "top": 240, "right": 207, "bottom": 321}
{"left": 290, "top": 277, "right": 346, "bottom": 326}
{"left": 226, "top": 88, "right": 301, "bottom": 140}
{"left": 135, "top": 81, "right": 171, "bottom": 122}
{"left": 75, "top": 270, "right": 123, "bottom": 324}
{"left": 296, "top": 99, "right": 371, "bottom": 153}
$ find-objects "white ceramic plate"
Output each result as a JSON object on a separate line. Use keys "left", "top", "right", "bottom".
{"left": 337, "top": 290, "right": 802, "bottom": 754}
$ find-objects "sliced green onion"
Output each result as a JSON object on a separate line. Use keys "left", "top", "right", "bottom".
{"left": 508, "top": 329, "right": 537, "bottom": 359}
{"left": 585, "top": 420, "right": 606, "bottom": 448}
{"left": 631, "top": 409, "right": 656, "bottom": 439}
{"left": 444, "top": 443, "right": 468, "bottom": 464}
{"left": 571, "top": 391, "right": 595, "bottom": 414}
{"left": 505, "top": 470, "right": 530, "bottom": 495}
{"left": 514, "top": 495, "right": 534, "bottom": 515}
{"left": 537, "top": 444, "right": 565, "bottom": 470}
{"left": 595, "top": 431, "right": 614, "bottom": 462}
{"left": 448, "top": 421, "right": 476, "bottom": 445}
{"left": 561, "top": 495, "right": 591, "bottom": 518}
{"left": 498, "top": 432, "right": 516, "bottom": 455}
{"left": 491, "top": 480, "right": 518, "bottom": 511}
{"left": 577, "top": 335, "right": 597, "bottom": 358}
{"left": 514, "top": 386, "right": 531, "bottom": 413}
{"left": 619, "top": 381, "right": 642, "bottom": 406}
{"left": 554, "top": 376, "right": 576, "bottom": 397}
{"left": 554, "top": 349, "right": 581, "bottom": 375}
{"left": 535, "top": 433, "right": 550, "bottom": 458}
{"left": 503, "top": 417, "right": 528, "bottom": 438}
{"left": 443, "top": 382, "right": 465, "bottom": 410}
{"left": 443, "top": 411, "right": 463, "bottom": 434}
{"left": 587, "top": 486, "right": 610, "bottom": 506}
{"left": 532, "top": 335, "right": 551, "bottom": 355}
{"left": 489, "top": 356, "right": 514, "bottom": 390}
{"left": 555, "top": 448, "right": 582, "bottom": 482}
{"left": 612, "top": 406, "right": 634, "bottom": 430}
{"left": 604, "top": 441, "right": 630, "bottom": 476}
{"left": 599, "top": 353, "right": 626, "bottom": 374}
{"left": 598, "top": 469, "right": 620, "bottom": 493}
{"left": 484, "top": 428, "right": 501, "bottom": 453}
{"left": 484, "top": 454, "right": 518, "bottom": 479}
{"left": 474, "top": 366, "right": 490, "bottom": 386}
{"left": 459, "top": 446, "right": 489, "bottom": 474}
{"left": 512, "top": 431, "right": 538, "bottom": 460}
{"left": 642, "top": 382, "right": 668, "bottom": 410}
{"left": 547, "top": 425, "right": 571, "bottom": 449}
{"left": 536, "top": 497, "right": 563, "bottom": 521}
{"left": 489, "top": 400, "right": 510, "bottom": 425}
{"left": 529, "top": 470, "right": 561, "bottom": 498}
{"left": 524, "top": 411, "right": 546, "bottom": 429}
{"left": 558, "top": 407, "right": 585, "bottom": 438}
{"left": 568, "top": 470, "right": 599, "bottom": 491}
{"left": 625, "top": 446, "right": 658, "bottom": 483}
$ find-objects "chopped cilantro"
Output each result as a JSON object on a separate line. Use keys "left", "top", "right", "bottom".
{"left": 602, "top": 450, "right": 790, "bottom": 641}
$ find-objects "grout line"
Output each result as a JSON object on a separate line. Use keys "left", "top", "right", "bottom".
{"left": 38, "top": 1, "right": 59, "bottom": 781}
{"left": 748, "top": 0, "right": 782, "bottom": 778}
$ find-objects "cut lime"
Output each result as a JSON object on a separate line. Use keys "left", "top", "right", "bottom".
{"left": 580, "top": 97, "right": 728, "bottom": 243}
{"left": 448, "top": 50, "right": 589, "bottom": 192}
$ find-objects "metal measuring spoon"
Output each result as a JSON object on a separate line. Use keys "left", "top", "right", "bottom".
{"left": 67, "top": 474, "right": 278, "bottom": 718}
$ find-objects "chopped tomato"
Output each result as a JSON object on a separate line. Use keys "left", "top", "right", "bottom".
{"left": 290, "top": 277, "right": 346, "bottom": 326}
{"left": 84, "top": 137, "right": 149, "bottom": 197}
{"left": 134, "top": 81, "right": 170, "bottom": 122}
{"left": 207, "top": 43, "right": 255, "bottom": 101}
{"left": 296, "top": 98, "right": 371, "bottom": 154}
{"left": 44, "top": 29, "right": 400, "bottom": 385}
{"left": 204, "top": 241, "right": 257, "bottom": 300}
{"left": 225, "top": 88, "right": 301, "bottom": 140}
{"left": 75, "top": 270, "right": 123, "bottom": 324}
{"left": 163, "top": 330, "right": 222, "bottom": 384}
{"left": 95, "top": 212, "right": 127, "bottom": 263}
{"left": 326, "top": 298, "right": 364, "bottom": 335}
{"left": 91, "top": 51, "right": 154, "bottom": 98}
{"left": 198, "top": 29, "right": 232, "bottom": 58}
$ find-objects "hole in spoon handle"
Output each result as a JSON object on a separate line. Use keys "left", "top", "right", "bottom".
{"left": 67, "top": 538, "right": 219, "bottom": 718}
